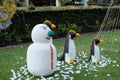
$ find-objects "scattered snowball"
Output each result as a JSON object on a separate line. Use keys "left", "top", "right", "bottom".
{"left": 20, "top": 57, "right": 23, "bottom": 60}
{"left": 115, "top": 38, "right": 118, "bottom": 41}
{"left": 116, "top": 64, "right": 119, "bottom": 67}
{"left": 94, "top": 75, "right": 98, "bottom": 77}
{"left": 84, "top": 74, "right": 87, "bottom": 76}
{"left": 101, "top": 48, "right": 104, "bottom": 51}
{"left": 107, "top": 74, "right": 110, "bottom": 76}
{"left": 112, "top": 60, "right": 117, "bottom": 63}
{"left": 20, "top": 46, "right": 23, "bottom": 48}
{"left": 9, "top": 52, "right": 118, "bottom": 80}
{"left": 17, "top": 62, "right": 19, "bottom": 64}
{"left": 75, "top": 70, "right": 80, "bottom": 74}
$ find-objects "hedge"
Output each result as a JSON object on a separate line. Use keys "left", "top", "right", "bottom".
{"left": 0, "top": 7, "right": 109, "bottom": 47}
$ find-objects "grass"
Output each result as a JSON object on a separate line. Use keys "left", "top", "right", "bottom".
{"left": 0, "top": 30, "right": 120, "bottom": 80}
{"left": 0, "top": 46, "right": 27, "bottom": 79}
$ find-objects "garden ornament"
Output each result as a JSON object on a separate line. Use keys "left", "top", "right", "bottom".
{"left": 60, "top": 30, "right": 80, "bottom": 64}
{"left": 0, "top": 0, "right": 16, "bottom": 30}
{"left": 27, "top": 21, "right": 57, "bottom": 76}
{"left": 88, "top": 38, "right": 104, "bottom": 64}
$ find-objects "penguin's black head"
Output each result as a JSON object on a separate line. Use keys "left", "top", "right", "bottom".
{"left": 43, "top": 20, "right": 56, "bottom": 29}
{"left": 94, "top": 38, "right": 104, "bottom": 45}
{"left": 68, "top": 30, "right": 80, "bottom": 39}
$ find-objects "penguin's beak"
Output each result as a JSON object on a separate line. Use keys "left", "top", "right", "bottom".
{"left": 51, "top": 24, "right": 56, "bottom": 29}
{"left": 44, "top": 20, "right": 56, "bottom": 29}
{"left": 100, "top": 39, "right": 104, "bottom": 43}
{"left": 76, "top": 33, "right": 80, "bottom": 37}
{"left": 70, "top": 59, "right": 74, "bottom": 64}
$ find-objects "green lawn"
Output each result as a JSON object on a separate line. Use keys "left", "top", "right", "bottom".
{"left": 0, "top": 30, "right": 120, "bottom": 80}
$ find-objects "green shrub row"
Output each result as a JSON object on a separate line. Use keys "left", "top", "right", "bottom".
{"left": 0, "top": 7, "right": 109, "bottom": 46}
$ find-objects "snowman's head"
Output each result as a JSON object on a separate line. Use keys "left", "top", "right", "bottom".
{"left": 31, "top": 24, "right": 54, "bottom": 43}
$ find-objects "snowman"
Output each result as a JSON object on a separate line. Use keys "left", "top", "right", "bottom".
{"left": 27, "top": 20, "right": 57, "bottom": 76}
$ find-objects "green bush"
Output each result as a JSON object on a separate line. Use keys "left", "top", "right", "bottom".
{"left": 28, "top": 4, "right": 35, "bottom": 10}
{"left": 1, "top": 7, "right": 119, "bottom": 46}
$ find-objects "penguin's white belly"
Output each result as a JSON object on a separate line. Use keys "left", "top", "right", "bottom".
{"left": 27, "top": 43, "right": 56, "bottom": 76}
{"left": 65, "top": 40, "right": 76, "bottom": 63}
{"left": 92, "top": 46, "right": 100, "bottom": 63}
{"left": 69, "top": 40, "right": 76, "bottom": 59}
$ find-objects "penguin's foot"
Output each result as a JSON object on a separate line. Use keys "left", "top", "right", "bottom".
{"left": 96, "top": 60, "right": 99, "bottom": 64}
{"left": 70, "top": 59, "right": 74, "bottom": 64}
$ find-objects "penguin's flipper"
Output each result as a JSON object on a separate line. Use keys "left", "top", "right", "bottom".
{"left": 88, "top": 40, "right": 94, "bottom": 62}
{"left": 88, "top": 55, "right": 91, "bottom": 62}
{"left": 60, "top": 52, "right": 65, "bottom": 61}
{"left": 60, "top": 33, "right": 69, "bottom": 61}
{"left": 64, "top": 34, "right": 69, "bottom": 54}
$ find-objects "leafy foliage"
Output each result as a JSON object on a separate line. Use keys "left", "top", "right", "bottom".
{"left": 1, "top": 7, "right": 119, "bottom": 46}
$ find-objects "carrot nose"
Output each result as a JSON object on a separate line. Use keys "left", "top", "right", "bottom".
{"left": 48, "top": 30, "right": 54, "bottom": 37}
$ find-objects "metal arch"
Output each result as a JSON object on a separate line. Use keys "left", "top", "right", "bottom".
{"left": 97, "top": 0, "right": 113, "bottom": 38}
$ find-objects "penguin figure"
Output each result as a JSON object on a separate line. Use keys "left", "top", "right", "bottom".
{"left": 60, "top": 30, "right": 80, "bottom": 64}
{"left": 27, "top": 20, "right": 57, "bottom": 76}
{"left": 88, "top": 38, "right": 104, "bottom": 63}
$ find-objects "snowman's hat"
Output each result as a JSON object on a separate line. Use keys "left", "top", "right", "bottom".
{"left": 43, "top": 20, "right": 56, "bottom": 29}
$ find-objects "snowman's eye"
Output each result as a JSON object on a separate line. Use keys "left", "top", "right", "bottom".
{"left": 43, "top": 26, "right": 47, "bottom": 30}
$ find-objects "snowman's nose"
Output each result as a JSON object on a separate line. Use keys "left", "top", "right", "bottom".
{"left": 48, "top": 30, "right": 54, "bottom": 37}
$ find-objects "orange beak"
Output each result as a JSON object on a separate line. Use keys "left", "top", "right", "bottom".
{"left": 76, "top": 33, "right": 80, "bottom": 37}
{"left": 100, "top": 39, "right": 104, "bottom": 43}
{"left": 51, "top": 24, "right": 56, "bottom": 29}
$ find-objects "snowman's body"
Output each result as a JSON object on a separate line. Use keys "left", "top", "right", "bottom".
{"left": 65, "top": 39, "right": 76, "bottom": 63}
{"left": 27, "top": 24, "right": 57, "bottom": 76}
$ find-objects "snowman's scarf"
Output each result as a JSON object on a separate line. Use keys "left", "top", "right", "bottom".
{"left": 49, "top": 45, "right": 54, "bottom": 70}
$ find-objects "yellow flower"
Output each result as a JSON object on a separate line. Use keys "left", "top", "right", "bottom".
{"left": 0, "top": 0, "right": 16, "bottom": 22}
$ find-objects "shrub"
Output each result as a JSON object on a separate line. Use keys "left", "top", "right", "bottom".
{"left": 28, "top": 4, "right": 35, "bottom": 10}
{"left": 2, "top": 7, "right": 119, "bottom": 46}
